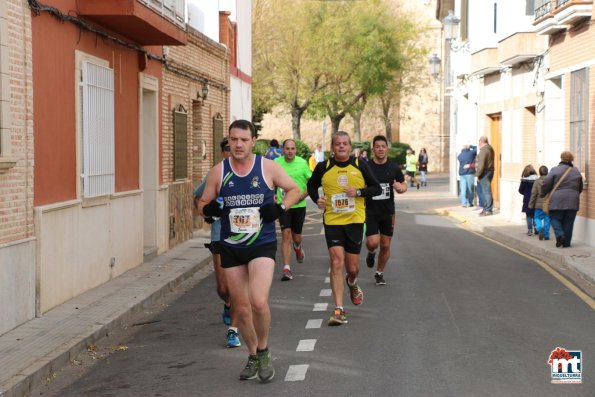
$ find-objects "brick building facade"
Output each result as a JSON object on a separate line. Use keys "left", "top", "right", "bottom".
{"left": 0, "top": 0, "right": 35, "bottom": 335}
{"left": 162, "top": 27, "right": 230, "bottom": 246}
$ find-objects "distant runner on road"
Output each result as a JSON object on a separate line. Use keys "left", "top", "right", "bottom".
{"left": 364, "top": 135, "right": 407, "bottom": 286}
{"left": 275, "top": 139, "right": 312, "bottom": 281}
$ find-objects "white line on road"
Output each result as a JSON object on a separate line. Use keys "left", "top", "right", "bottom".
{"left": 441, "top": 292, "right": 461, "bottom": 337}
{"left": 324, "top": 277, "right": 330, "bottom": 283}
{"left": 305, "top": 319, "right": 323, "bottom": 328}
{"left": 285, "top": 364, "right": 309, "bottom": 381}
{"left": 313, "top": 303, "right": 328, "bottom": 311}
{"left": 319, "top": 289, "right": 332, "bottom": 296}
{"left": 296, "top": 339, "right": 317, "bottom": 352}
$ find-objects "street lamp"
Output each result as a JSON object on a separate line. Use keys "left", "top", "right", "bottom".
{"left": 442, "top": 10, "right": 460, "bottom": 42}
{"left": 429, "top": 53, "right": 441, "bottom": 80}
{"left": 442, "top": 10, "right": 468, "bottom": 52}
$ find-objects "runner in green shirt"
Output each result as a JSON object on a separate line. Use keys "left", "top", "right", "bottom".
{"left": 275, "top": 139, "right": 312, "bottom": 281}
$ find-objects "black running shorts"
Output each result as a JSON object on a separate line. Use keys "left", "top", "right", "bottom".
{"left": 324, "top": 224, "right": 364, "bottom": 254}
{"left": 366, "top": 214, "right": 395, "bottom": 237}
{"left": 220, "top": 242, "right": 277, "bottom": 268}
{"left": 278, "top": 207, "right": 307, "bottom": 234}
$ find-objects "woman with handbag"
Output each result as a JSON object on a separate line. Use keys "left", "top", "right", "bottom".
{"left": 540, "top": 151, "right": 583, "bottom": 248}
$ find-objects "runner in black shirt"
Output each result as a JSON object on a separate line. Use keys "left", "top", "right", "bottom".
{"left": 364, "top": 135, "right": 407, "bottom": 285}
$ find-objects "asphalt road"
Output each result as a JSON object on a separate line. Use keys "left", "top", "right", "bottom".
{"left": 33, "top": 177, "right": 595, "bottom": 397}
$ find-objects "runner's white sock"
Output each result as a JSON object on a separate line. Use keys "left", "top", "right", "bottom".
{"left": 283, "top": 264, "right": 291, "bottom": 271}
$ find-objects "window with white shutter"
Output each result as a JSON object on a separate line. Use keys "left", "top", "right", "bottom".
{"left": 81, "top": 61, "right": 115, "bottom": 197}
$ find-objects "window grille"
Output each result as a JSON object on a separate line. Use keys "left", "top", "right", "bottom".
{"left": 82, "top": 61, "right": 115, "bottom": 197}
{"left": 173, "top": 104, "right": 188, "bottom": 180}
{"left": 570, "top": 68, "right": 588, "bottom": 183}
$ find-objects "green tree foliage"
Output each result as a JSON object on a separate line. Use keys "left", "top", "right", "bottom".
{"left": 253, "top": 0, "right": 429, "bottom": 139}
{"left": 305, "top": 0, "right": 415, "bottom": 135}
{"left": 253, "top": 0, "right": 327, "bottom": 140}
{"left": 253, "top": 139, "right": 270, "bottom": 156}
{"left": 378, "top": 6, "right": 430, "bottom": 143}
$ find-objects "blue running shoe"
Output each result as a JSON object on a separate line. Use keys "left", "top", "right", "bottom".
{"left": 226, "top": 329, "right": 241, "bottom": 348}
{"left": 222, "top": 304, "right": 231, "bottom": 326}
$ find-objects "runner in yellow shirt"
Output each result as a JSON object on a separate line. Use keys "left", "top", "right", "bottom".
{"left": 306, "top": 131, "right": 381, "bottom": 325}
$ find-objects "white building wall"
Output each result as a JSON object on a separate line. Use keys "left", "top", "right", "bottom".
{"left": 468, "top": 0, "right": 498, "bottom": 53}
{"left": 230, "top": 77, "right": 252, "bottom": 121}
{"left": 228, "top": 0, "right": 252, "bottom": 121}
{"left": 496, "top": 0, "right": 536, "bottom": 39}
{"left": 34, "top": 195, "right": 144, "bottom": 313}
{"left": 0, "top": 239, "right": 35, "bottom": 335}
{"left": 187, "top": 0, "right": 219, "bottom": 41}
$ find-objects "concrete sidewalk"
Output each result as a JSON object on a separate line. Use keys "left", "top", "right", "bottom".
{"left": 437, "top": 205, "right": 595, "bottom": 303}
{"left": 0, "top": 232, "right": 214, "bottom": 397}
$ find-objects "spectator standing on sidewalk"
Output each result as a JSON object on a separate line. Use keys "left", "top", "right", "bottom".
{"left": 529, "top": 165, "right": 550, "bottom": 240}
{"left": 275, "top": 139, "right": 312, "bottom": 281}
{"left": 518, "top": 164, "right": 538, "bottom": 236}
{"left": 457, "top": 144, "right": 477, "bottom": 207}
{"left": 540, "top": 151, "right": 583, "bottom": 248}
{"left": 198, "top": 120, "right": 301, "bottom": 383}
{"left": 364, "top": 135, "right": 407, "bottom": 285}
{"left": 307, "top": 131, "right": 381, "bottom": 326}
{"left": 476, "top": 136, "right": 495, "bottom": 216}
{"left": 418, "top": 148, "right": 428, "bottom": 187}
{"left": 194, "top": 138, "right": 241, "bottom": 348}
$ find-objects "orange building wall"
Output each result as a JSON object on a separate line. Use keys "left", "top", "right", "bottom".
{"left": 32, "top": 1, "right": 162, "bottom": 205}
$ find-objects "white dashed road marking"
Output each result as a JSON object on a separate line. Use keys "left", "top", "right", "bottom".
{"left": 296, "top": 339, "right": 317, "bottom": 352}
{"left": 324, "top": 277, "right": 330, "bottom": 283}
{"left": 313, "top": 303, "right": 328, "bottom": 311}
{"left": 319, "top": 289, "right": 332, "bottom": 296}
{"left": 285, "top": 364, "right": 309, "bottom": 381}
{"left": 305, "top": 319, "right": 323, "bottom": 329}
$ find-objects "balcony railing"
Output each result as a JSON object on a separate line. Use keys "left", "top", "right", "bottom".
{"left": 534, "top": 0, "right": 592, "bottom": 33}
{"left": 139, "top": 0, "right": 186, "bottom": 29}
{"left": 535, "top": 0, "right": 552, "bottom": 19}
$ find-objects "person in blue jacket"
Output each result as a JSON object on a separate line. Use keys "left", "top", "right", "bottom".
{"left": 457, "top": 144, "right": 476, "bottom": 207}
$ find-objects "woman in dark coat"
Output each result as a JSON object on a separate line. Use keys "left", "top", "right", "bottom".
{"left": 519, "top": 164, "right": 538, "bottom": 235}
{"left": 418, "top": 148, "right": 428, "bottom": 187}
{"left": 540, "top": 151, "right": 583, "bottom": 248}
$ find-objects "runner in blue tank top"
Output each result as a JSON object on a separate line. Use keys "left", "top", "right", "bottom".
{"left": 198, "top": 120, "right": 301, "bottom": 383}
{"left": 219, "top": 154, "right": 277, "bottom": 248}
